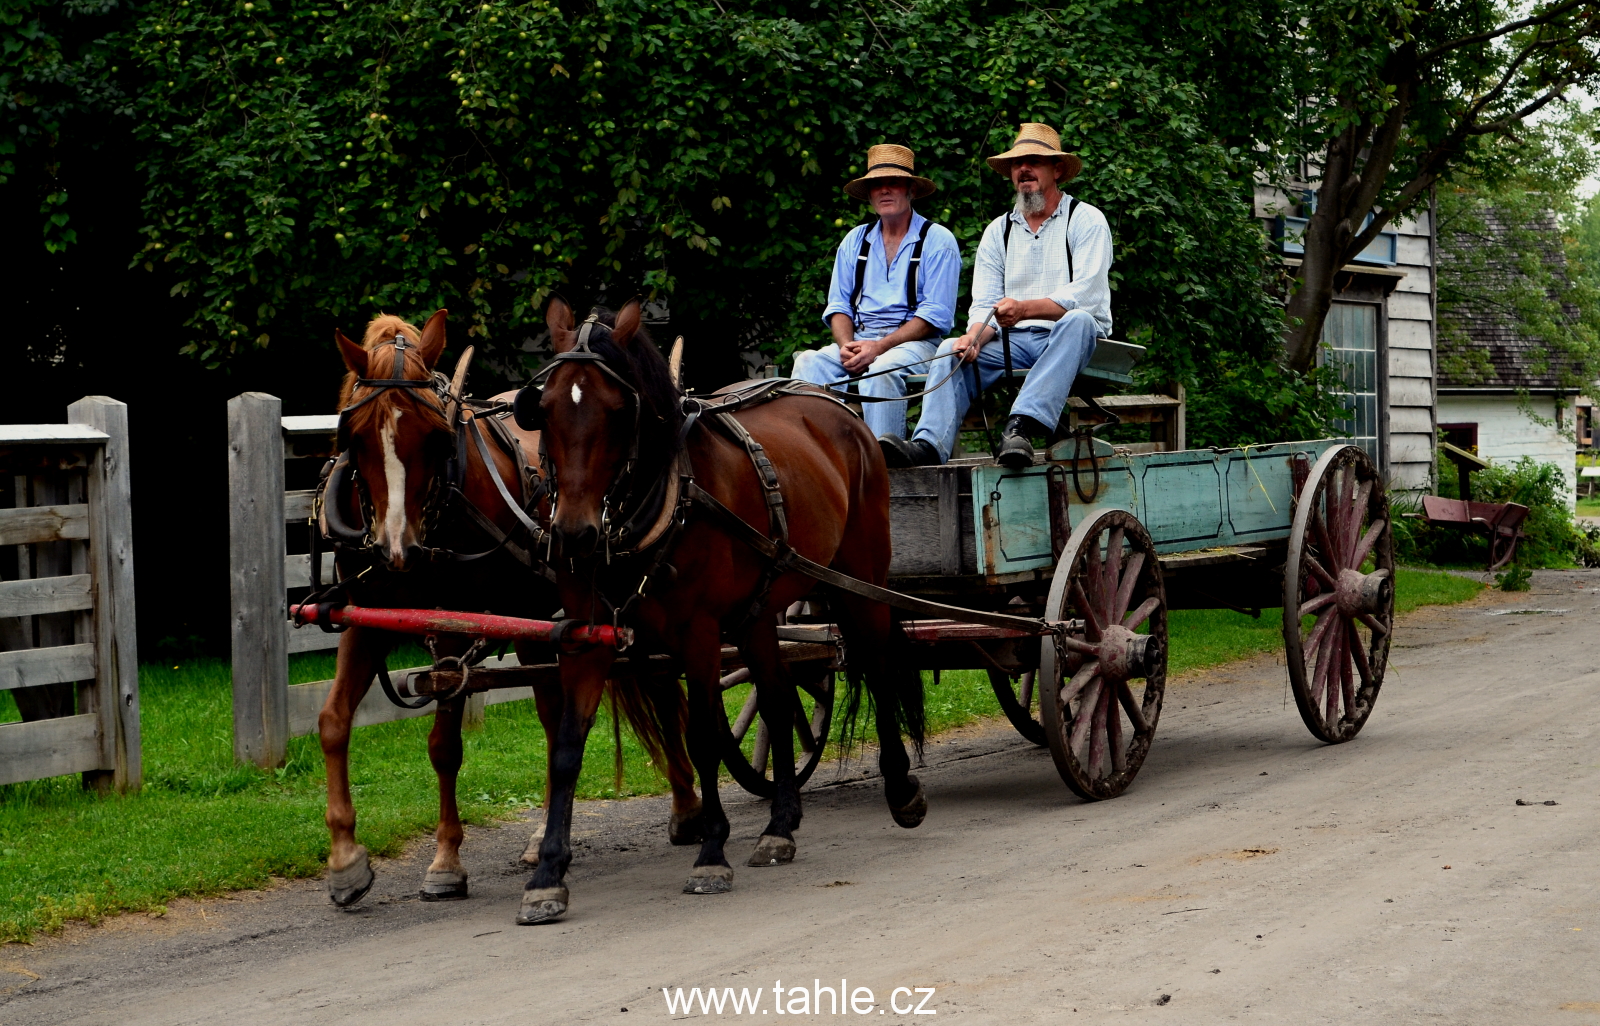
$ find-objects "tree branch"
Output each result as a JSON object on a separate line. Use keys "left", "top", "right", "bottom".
{"left": 1467, "top": 80, "right": 1575, "bottom": 134}
{"left": 1417, "top": 0, "right": 1585, "bottom": 65}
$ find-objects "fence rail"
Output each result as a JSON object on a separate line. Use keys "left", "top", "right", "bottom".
{"left": 0, "top": 398, "right": 141, "bottom": 791}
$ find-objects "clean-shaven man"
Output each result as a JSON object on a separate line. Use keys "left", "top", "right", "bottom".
{"left": 792, "top": 144, "right": 960, "bottom": 439}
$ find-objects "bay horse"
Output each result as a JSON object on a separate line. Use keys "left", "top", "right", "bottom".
{"left": 516, "top": 297, "right": 926, "bottom": 925}
{"left": 315, "top": 310, "right": 699, "bottom": 907}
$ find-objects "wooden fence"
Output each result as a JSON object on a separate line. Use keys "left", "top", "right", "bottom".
{"left": 228, "top": 393, "right": 528, "bottom": 768}
{"left": 1, "top": 397, "right": 141, "bottom": 792}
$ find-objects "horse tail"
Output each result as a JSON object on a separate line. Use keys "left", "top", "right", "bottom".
{"left": 838, "top": 608, "right": 926, "bottom": 757}
{"left": 606, "top": 673, "right": 687, "bottom": 787}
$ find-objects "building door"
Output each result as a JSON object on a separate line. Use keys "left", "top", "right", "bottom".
{"left": 1322, "top": 301, "right": 1381, "bottom": 463}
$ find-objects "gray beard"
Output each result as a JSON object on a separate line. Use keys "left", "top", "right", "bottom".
{"left": 1018, "top": 187, "right": 1047, "bottom": 215}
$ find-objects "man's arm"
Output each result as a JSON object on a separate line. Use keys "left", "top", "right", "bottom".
{"left": 840, "top": 316, "right": 937, "bottom": 373}
{"left": 819, "top": 225, "right": 867, "bottom": 330}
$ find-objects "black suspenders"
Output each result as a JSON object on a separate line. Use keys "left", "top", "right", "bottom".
{"left": 996, "top": 198, "right": 1080, "bottom": 386}
{"left": 848, "top": 217, "right": 935, "bottom": 330}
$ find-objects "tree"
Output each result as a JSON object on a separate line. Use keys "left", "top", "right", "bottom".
{"left": 1276, "top": 0, "right": 1600, "bottom": 374}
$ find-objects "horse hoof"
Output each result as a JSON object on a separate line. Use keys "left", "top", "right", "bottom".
{"left": 420, "top": 868, "right": 469, "bottom": 901}
{"left": 327, "top": 846, "right": 375, "bottom": 907}
{"left": 669, "top": 810, "right": 705, "bottom": 846}
{"left": 516, "top": 886, "right": 569, "bottom": 925}
{"left": 746, "top": 834, "right": 796, "bottom": 867}
{"left": 683, "top": 864, "right": 734, "bottom": 895}
{"left": 888, "top": 775, "right": 927, "bottom": 829}
{"left": 521, "top": 823, "right": 545, "bottom": 866}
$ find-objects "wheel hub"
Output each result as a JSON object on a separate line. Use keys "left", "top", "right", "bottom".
{"left": 1334, "top": 567, "right": 1392, "bottom": 618}
{"left": 1095, "top": 624, "right": 1161, "bottom": 682}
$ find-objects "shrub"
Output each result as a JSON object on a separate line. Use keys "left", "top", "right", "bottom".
{"left": 1394, "top": 455, "right": 1585, "bottom": 569}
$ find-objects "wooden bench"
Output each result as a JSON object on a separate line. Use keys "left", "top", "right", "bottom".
{"left": 1414, "top": 495, "right": 1530, "bottom": 571}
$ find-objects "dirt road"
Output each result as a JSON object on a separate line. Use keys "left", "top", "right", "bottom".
{"left": 4, "top": 571, "right": 1598, "bottom": 1025}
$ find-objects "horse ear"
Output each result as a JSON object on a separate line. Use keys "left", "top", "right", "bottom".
{"left": 547, "top": 296, "right": 576, "bottom": 353}
{"left": 418, "top": 309, "right": 448, "bottom": 369}
{"left": 610, "top": 299, "right": 643, "bottom": 347}
{"left": 335, "top": 329, "right": 367, "bottom": 376}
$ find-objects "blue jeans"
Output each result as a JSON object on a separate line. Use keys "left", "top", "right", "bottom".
{"left": 790, "top": 338, "right": 941, "bottom": 439}
{"left": 912, "top": 309, "right": 1099, "bottom": 461}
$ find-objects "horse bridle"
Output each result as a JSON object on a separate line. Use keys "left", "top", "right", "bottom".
{"left": 317, "top": 333, "right": 546, "bottom": 574}
{"left": 514, "top": 314, "right": 661, "bottom": 557}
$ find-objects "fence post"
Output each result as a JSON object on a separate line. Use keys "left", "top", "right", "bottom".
{"left": 67, "top": 396, "right": 142, "bottom": 792}
{"left": 229, "top": 393, "right": 289, "bottom": 767}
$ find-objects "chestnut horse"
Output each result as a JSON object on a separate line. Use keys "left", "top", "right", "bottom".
{"left": 315, "top": 310, "right": 699, "bottom": 907}
{"left": 516, "top": 298, "right": 926, "bottom": 925}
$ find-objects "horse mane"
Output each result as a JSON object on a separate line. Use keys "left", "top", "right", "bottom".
{"left": 336, "top": 314, "right": 446, "bottom": 437}
{"left": 584, "top": 306, "right": 685, "bottom": 461}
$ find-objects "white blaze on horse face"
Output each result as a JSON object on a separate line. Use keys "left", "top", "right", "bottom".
{"left": 570, "top": 382, "right": 583, "bottom": 405}
{"left": 380, "top": 410, "right": 408, "bottom": 563}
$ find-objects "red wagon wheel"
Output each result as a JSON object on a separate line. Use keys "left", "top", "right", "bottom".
{"left": 1283, "top": 445, "right": 1395, "bottom": 744}
{"left": 1039, "top": 508, "right": 1168, "bottom": 801}
{"left": 720, "top": 661, "right": 835, "bottom": 798}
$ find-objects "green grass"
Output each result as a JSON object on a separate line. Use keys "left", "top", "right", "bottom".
{"left": 0, "top": 568, "right": 1481, "bottom": 941}
{"left": 1578, "top": 495, "right": 1600, "bottom": 517}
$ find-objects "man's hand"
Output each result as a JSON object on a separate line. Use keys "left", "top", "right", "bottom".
{"left": 840, "top": 338, "right": 885, "bottom": 375}
{"left": 951, "top": 331, "right": 984, "bottom": 364}
{"left": 994, "top": 296, "right": 1065, "bottom": 328}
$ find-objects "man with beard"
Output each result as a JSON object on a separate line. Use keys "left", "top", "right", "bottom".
{"left": 792, "top": 144, "right": 960, "bottom": 440}
{"left": 879, "top": 124, "right": 1113, "bottom": 469}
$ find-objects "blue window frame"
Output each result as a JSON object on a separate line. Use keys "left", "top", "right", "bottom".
{"left": 1275, "top": 192, "right": 1399, "bottom": 266}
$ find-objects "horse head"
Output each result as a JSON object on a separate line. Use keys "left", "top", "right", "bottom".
{"left": 332, "top": 309, "right": 452, "bottom": 571}
{"left": 537, "top": 296, "right": 679, "bottom": 560}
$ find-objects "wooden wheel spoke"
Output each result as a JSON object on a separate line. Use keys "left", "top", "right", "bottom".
{"left": 1122, "top": 595, "right": 1161, "bottom": 631}
{"left": 1305, "top": 554, "right": 1339, "bottom": 592}
{"left": 1084, "top": 535, "right": 1104, "bottom": 619}
{"left": 1351, "top": 518, "right": 1387, "bottom": 569}
{"left": 1087, "top": 683, "right": 1111, "bottom": 777}
{"left": 1071, "top": 678, "right": 1104, "bottom": 761}
{"left": 1299, "top": 591, "right": 1336, "bottom": 618}
{"left": 1348, "top": 620, "right": 1374, "bottom": 686}
{"left": 1303, "top": 606, "right": 1337, "bottom": 659}
{"left": 1103, "top": 527, "right": 1125, "bottom": 622}
{"left": 1338, "top": 624, "right": 1357, "bottom": 723}
{"left": 1019, "top": 670, "right": 1036, "bottom": 711}
{"left": 730, "top": 686, "right": 760, "bottom": 740}
{"left": 1345, "top": 479, "right": 1372, "bottom": 559}
{"left": 1309, "top": 615, "right": 1338, "bottom": 707}
{"left": 793, "top": 701, "right": 817, "bottom": 753}
{"left": 1116, "top": 680, "right": 1149, "bottom": 734}
{"left": 1357, "top": 611, "right": 1389, "bottom": 637}
{"left": 1312, "top": 505, "right": 1341, "bottom": 574}
{"left": 1112, "top": 552, "right": 1145, "bottom": 623}
{"left": 1061, "top": 659, "right": 1100, "bottom": 705}
{"left": 1071, "top": 579, "right": 1105, "bottom": 640}
{"left": 1106, "top": 685, "right": 1126, "bottom": 774}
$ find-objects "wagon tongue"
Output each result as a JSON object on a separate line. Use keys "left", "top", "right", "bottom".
{"left": 289, "top": 602, "right": 632, "bottom": 649}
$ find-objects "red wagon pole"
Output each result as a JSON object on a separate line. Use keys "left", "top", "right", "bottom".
{"left": 290, "top": 603, "right": 632, "bottom": 649}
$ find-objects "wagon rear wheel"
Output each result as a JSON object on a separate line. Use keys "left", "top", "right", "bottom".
{"left": 1039, "top": 508, "right": 1168, "bottom": 800}
{"left": 1283, "top": 445, "right": 1394, "bottom": 744}
{"left": 988, "top": 669, "right": 1046, "bottom": 746}
{"left": 720, "top": 662, "right": 835, "bottom": 798}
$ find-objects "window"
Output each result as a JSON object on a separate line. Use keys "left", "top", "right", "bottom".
{"left": 1322, "top": 302, "right": 1380, "bottom": 461}
{"left": 1438, "top": 422, "right": 1478, "bottom": 454}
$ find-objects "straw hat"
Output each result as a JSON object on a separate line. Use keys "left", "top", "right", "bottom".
{"left": 987, "top": 123, "right": 1082, "bottom": 183}
{"left": 844, "top": 144, "right": 936, "bottom": 201}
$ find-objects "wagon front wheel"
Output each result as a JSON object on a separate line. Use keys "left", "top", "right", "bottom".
{"left": 987, "top": 669, "right": 1046, "bottom": 746}
{"left": 1039, "top": 508, "right": 1168, "bottom": 800}
{"left": 1283, "top": 445, "right": 1394, "bottom": 744}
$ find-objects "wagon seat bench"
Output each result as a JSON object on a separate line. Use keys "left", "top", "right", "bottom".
{"left": 1401, "top": 441, "right": 1529, "bottom": 571}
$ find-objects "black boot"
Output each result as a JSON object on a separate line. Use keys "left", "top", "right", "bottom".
{"left": 997, "top": 416, "right": 1039, "bottom": 470}
{"left": 878, "top": 434, "right": 941, "bottom": 468}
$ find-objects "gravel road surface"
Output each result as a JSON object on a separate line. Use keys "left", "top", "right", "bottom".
{"left": 4, "top": 570, "right": 1597, "bottom": 1025}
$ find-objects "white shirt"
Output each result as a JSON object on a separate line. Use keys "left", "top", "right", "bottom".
{"left": 966, "top": 195, "right": 1114, "bottom": 337}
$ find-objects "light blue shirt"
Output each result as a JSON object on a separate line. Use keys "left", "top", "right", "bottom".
{"left": 820, "top": 211, "right": 960, "bottom": 339}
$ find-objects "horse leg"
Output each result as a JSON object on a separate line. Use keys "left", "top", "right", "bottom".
{"left": 516, "top": 638, "right": 561, "bottom": 866}
{"left": 518, "top": 646, "right": 610, "bottom": 925}
{"left": 421, "top": 694, "right": 470, "bottom": 900}
{"left": 682, "top": 616, "right": 735, "bottom": 894}
{"left": 648, "top": 671, "right": 704, "bottom": 846}
{"left": 840, "top": 593, "right": 926, "bottom": 827}
{"left": 319, "top": 625, "right": 389, "bottom": 905}
{"left": 743, "top": 620, "right": 802, "bottom": 867}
